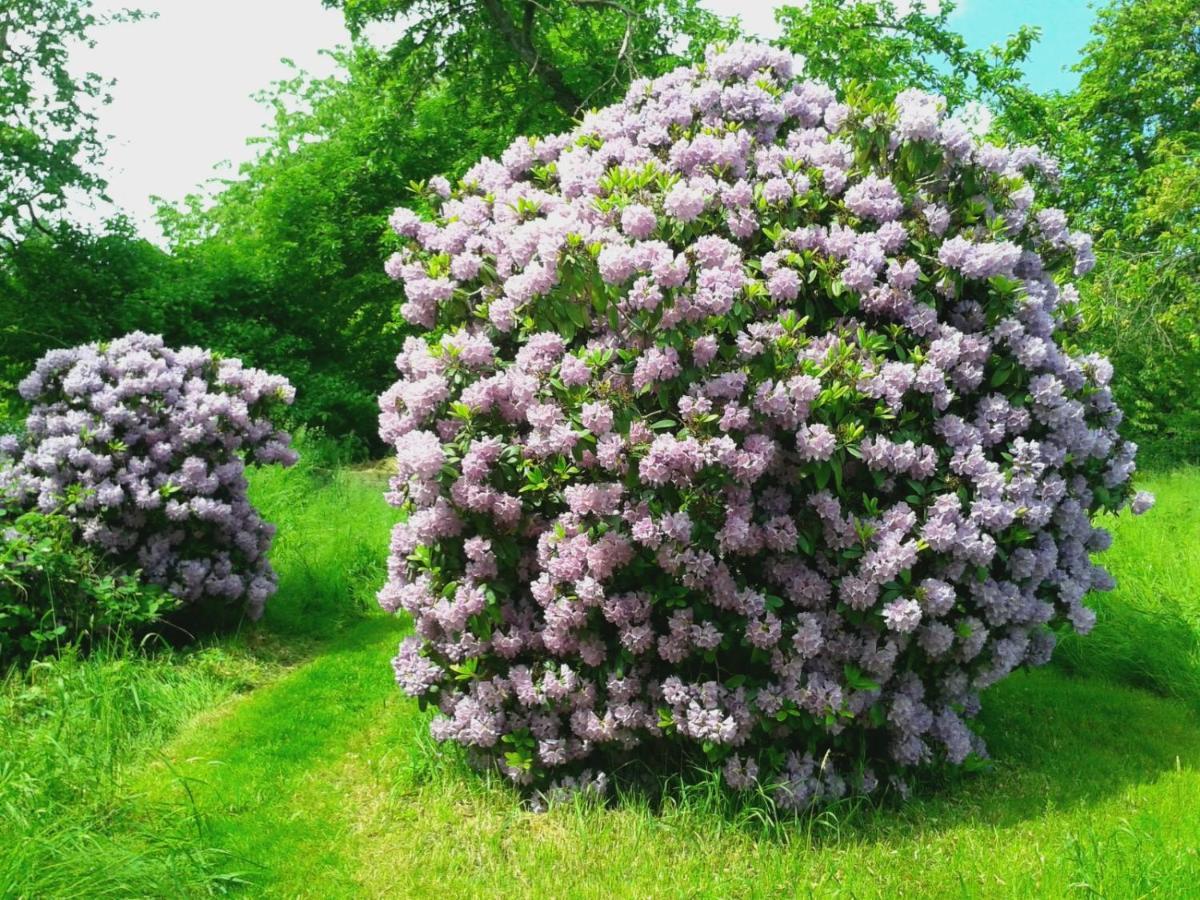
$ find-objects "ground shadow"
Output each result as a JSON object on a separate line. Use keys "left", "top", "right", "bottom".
{"left": 405, "top": 664, "right": 1200, "bottom": 848}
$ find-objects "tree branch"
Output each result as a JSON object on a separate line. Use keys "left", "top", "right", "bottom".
{"left": 0, "top": 13, "right": 11, "bottom": 69}
{"left": 570, "top": 0, "right": 637, "bottom": 107}
{"left": 20, "top": 200, "right": 57, "bottom": 240}
{"left": 522, "top": 0, "right": 535, "bottom": 44}
{"left": 478, "top": 0, "right": 584, "bottom": 115}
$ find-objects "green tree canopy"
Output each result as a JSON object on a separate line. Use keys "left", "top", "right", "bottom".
{"left": 1055, "top": 0, "right": 1200, "bottom": 234}
{"left": 144, "top": 2, "right": 735, "bottom": 443}
{"left": 328, "top": 0, "right": 733, "bottom": 118}
{"left": 0, "top": 219, "right": 168, "bottom": 395}
{"left": 2, "top": 0, "right": 1194, "bottom": 462}
{"left": 1078, "top": 140, "right": 1200, "bottom": 463}
{"left": 0, "top": 0, "right": 142, "bottom": 247}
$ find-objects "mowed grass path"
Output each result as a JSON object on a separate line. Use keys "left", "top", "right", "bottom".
{"left": 131, "top": 467, "right": 1200, "bottom": 898}
{"left": 139, "top": 633, "right": 1200, "bottom": 898}
{"left": 4, "top": 459, "right": 1198, "bottom": 898}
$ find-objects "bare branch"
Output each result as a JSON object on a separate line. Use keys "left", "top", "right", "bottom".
{"left": 568, "top": 0, "right": 637, "bottom": 109}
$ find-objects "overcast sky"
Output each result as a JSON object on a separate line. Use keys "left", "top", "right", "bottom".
{"left": 74, "top": 0, "right": 1093, "bottom": 241}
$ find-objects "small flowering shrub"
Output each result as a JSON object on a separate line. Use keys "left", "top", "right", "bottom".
{"left": 378, "top": 43, "right": 1153, "bottom": 805}
{"left": 0, "top": 333, "right": 298, "bottom": 622}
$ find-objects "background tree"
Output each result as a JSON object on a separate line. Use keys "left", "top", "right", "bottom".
{"left": 770, "top": 0, "right": 1198, "bottom": 464}
{"left": 1053, "top": 0, "right": 1200, "bottom": 234}
{"left": 330, "top": 0, "right": 733, "bottom": 118}
{"left": 0, "top": 0, "right": 143, "bottom": 246}
{"left": 0, "top": 219, "right": 167, "bottom": 391}
{"left": 1051, "top": 0, "right": 1200, "bottom": 464}
{"left": 1074, "top": 143, "right": 1200, "bottom": 464}
{"left": 148, "top": 2, "right": 734, "bottom": 444}
{"left": 0, "top": 0, "right": 153, "bottom": 422}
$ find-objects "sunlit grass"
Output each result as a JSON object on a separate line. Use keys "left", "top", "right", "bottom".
{"left": 1054, "top": 467, "right": 1200, "bottom": 706}
{"left": 0, "top": 435, "right": 400, "bottom": 897}
{"left": 134, "top": 638, "right": 1200, "bottom": 898}
{"left": 2, "top": 458, "right": 1196, "bottom": 897}
{"left": 0, "top": 640, "right": 264, "bottom": 896}
{"left": 248, "top": 433, "right": 401, "bottom": 637}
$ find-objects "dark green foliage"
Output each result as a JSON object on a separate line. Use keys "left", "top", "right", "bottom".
{"left": 0, "top": 219, "right": 169, "bottom": 395}
{"left": 0, "top": 508, "right": 174, "bottom": 662}
{"left": 330, "top": 0, "right": 733, "bottom": 119}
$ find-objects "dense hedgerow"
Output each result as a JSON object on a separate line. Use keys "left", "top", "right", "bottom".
{"left": 378, "top": 43, "right": 1155, "bottom": 805}
{"left": 0, "top": 333, "right": 298, "bottom": 623}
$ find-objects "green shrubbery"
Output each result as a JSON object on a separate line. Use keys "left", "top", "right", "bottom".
{"left": 0, "top": 508, "right": 174, "bottom": 661}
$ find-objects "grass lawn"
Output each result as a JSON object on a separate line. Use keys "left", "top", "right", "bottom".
{"left": 2, "top": 459, "right": 1198, "bottom": 898}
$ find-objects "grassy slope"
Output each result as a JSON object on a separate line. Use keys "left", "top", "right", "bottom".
{"left": 3, "top": 464, "right": 1198, "bottom": 898}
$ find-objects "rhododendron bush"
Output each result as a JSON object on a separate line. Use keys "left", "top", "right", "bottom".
{"left": 378, "top": 43, "right": 1153, "bottom": 805}
{"left": 0, "top": 333, "right": 298, "bottom": 620}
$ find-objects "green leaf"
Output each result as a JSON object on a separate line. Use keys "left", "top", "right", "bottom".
{"left": 843, "top": 665, "right": 881, "bottom": 692}
{"left": 814, "top": 463, "right": 832, "bottom": 491}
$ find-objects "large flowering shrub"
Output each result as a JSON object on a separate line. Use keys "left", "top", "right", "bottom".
{"left": 0, "top": 333, "right": 298, "bottom": 620}
{"left": 378, "top": 43, "right": 1154, "bottom": 805}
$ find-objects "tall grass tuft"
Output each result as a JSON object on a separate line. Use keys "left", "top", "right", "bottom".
{"left": 0, "top": 432, "right": 398, "bottom": 895}
{"left": 248, "top": 429, "right": 400, "bottom": 637}
{"left": 0, "top": 640, "right": 264, "bottom": 896}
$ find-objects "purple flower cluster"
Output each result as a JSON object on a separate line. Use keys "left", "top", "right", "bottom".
{"left": 376, "top": 43, "right": 1148, "bottom": 805}
{"left": 0, "top": 333, "right": 297, "bottom": 618}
